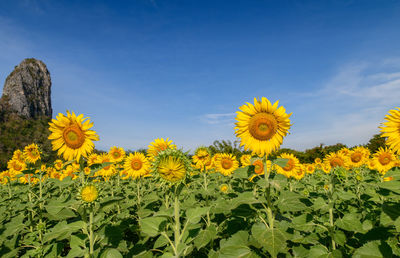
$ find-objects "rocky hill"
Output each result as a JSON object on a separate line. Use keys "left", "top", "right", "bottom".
{"left": 0, "top": 58, "right": 55, "bottom": 170}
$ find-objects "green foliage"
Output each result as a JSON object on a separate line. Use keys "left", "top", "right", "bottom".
{"left": 366, "top": 134, "right": 387, "bottom": 154}
{"left": 0, "top": 99, "right": 56, "bottom": 170}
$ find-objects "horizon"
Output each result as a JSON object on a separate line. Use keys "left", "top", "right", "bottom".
{"left": 1, "top": 0, "right": 400, "bottom": 153}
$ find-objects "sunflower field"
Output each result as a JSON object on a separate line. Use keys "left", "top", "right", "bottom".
{"left": 0, "top": 98, "right": 400, "bottom": 257}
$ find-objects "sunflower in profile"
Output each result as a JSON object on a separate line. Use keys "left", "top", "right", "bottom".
{"left": 124, "top": 152, "right": 151, "bottom": 179}
{"left": 109, "top": 146, "right": 126, "bottom": 163}
{"left": 372, "top": 147, "right": 396, "bottom": 174}
{"left": 251, "top": 158, "right": 264, "bottom": 175}
{"left": 235, "top": 97, "right": 292, "bottom": 157}
{"left": 148, "top": 138, "right": 176, "bottom": 161}
{"left": 48, "top": 111, "right": 99, "bottom": 161}
{"left": 23, "top": 143, "right": 41, "bottom": 164}
{"left": 192, "top": 147, "right": 211, "bottom": 170}
{"left": 153, "top": 149, "right": 191, "bottom": 183}
{"left": 275, "top": 153, "right": 300, "bottom": 178}
{"left": 215, "top": 153, "right": 239, "bottom": 176}
{"left": 324, "top": 152, "right": 347, "bottom": 169}
{"left": 380, "top": 107, "right": 400, "bottom": 154}
{"left": 240, "top": 154, "right": 252, "bottom": 167}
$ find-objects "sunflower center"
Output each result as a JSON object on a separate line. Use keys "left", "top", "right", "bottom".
{"left": 113, "top": 152, "right": 120, "bottom": 158}
{"left": 14, "top": 163, "right": 22, "bottom": 171}
{"left": 379, "top": 153, "right": 392, "bottom": 165}
{"left": 248, "top": 113, "right": 278, "bottom": 141}
{"left": 63, "top": 125, "right": 85, "bottom": 149}
{"left": 283, "top": 159, "right": 294, "bottom": 171}
{"left": 221, "top": 159, "right": 233, "bottom": 169}
{"left": 351, "top": 153, "right": 362, "bottom": 163}
{"left": 330, "top": 158, "right": 344, "bottom": 167}
{"left": 131, "top": 159, "right": 143, "bottom": 170}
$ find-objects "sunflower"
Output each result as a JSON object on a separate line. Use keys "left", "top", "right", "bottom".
{"left": 192, "top": 147, "right": 212, "bottom": 170}
{"left": 48, "top": 111, "right": 99, "bottom": 161}
{"left": 220, "top": 184, "right": 229, "bottom": 193}
{"left": 109, "top": 146, "right": 126, "bottom": 163}
{"left": 275, "top": 153, "right": 300, "bottom": 178}
{"left": 81, "top": 185, "right": 99, "bottom": 203}
{"left": 305, "top": 163, "right": 315, "bottom": 174}
{"left": 240, "top": 154, "right": 252, "bottom": 167}
{"left": 23, "top": 143, "right": 41, "bottom": 164}
{"left": 124, "top": 152, "right": 151, "bottom": 179}
{"left": 380, "top": 107, "right": 400, "bottom": 153}
{"left": 87, "top": 154, "right": 100, "bottom": 166}
{"left": 96, "top": 154, "right": 116, "bottom": 178}
{"left": 53, "top": 159, "right": 64, "bottom": 170}
{"left": 153, "top": 149, "right": 190, "bottom": 183}
{"left": 215, "top": 153, "right": 239, "bottom": 176}
{"left": 348, "top": 147, "right": 368, "bottom": 168}
{"left": 252, "top": 159, "right": 264, "bottom": 175}
{"left": 321, "top": 163, "right": 331, "bottom": 174}
{"left": 211, "top": 153, "right": 222, "bottom": 169}
{"left": 338, "top": 148, "right": 350, "bottom": 157}
{"left": 314, "top": 158, "right": 322, "bottom": 165}
{"left": 324, "top": 152, "right": 347, "bottom": 169}
{"left": 293, "top": 167, "right": 305, "bottom": 180}
{"left": 12, "top": 150, "right": 25, "bottom": 163}
{"left": 148, "top": 138, "right": 176, "bottom": 161}
{"left": 372, "top": 147, "right": 396, "bottom": 174}
{"left": 234, "top": 97, "right": 292, "bottom": 157}
{"left": 7, "top": 159, "right": 26, "bottom": 176}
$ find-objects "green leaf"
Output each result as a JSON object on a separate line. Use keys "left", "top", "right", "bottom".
{"left": 233, "top": 167, "right": 250, "bottom": 179}
{"left": 277, "top": 191, "right": 307, "bottom": 212}
{"left": 251, "top": 223, "right": 286, "bottom": 257}
{"left": 218, "top": 246, "right": 257, "bottom": 258}
{"left": 353, "top": 240, "right": 392, "bottom": 258}
{"left": 194, "top": 225, "right": 217, "bottom": 250}
{"left": 186, "top": 207, "right": 209, "bottom": 224}
{"left": 274, "top": 158, "right": 289, "bottom": 168}
{"left": 335, "top": 213, "right": 365, "bottom": 233}
{"left": 100, "top": 248, "right": 123, "bottom": 258}
{"left": 43, "top": 221, "right": 86, "bottom": 243}
{"left": 139, "top": 217, "right": 167, "bottom": 237}
{"left": 333, "top": 231, "right": 346, "bottom": 246}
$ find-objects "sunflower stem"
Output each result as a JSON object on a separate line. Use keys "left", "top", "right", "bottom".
{"left": 89, "top": 208, "right": 94, "bottom": 256}
{"left": 7, "top": 177, "right": 12, "bottom": 198}
{"left": 173, "top": 187, "right": 181, "bottom": 257}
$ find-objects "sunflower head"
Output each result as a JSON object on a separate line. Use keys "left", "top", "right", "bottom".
{"left": 235, "top": 97, "right": 292, "bottom": 157}
{"left": 373, "top": 147, "right": 396, "bottom": 174}
{"left": 12, "top": 150, "right": 24, "bottom": 163}
{"left": 23, "top": 143, "right": 41, "bottom": 164}
{"left": 380, "top": 107, "right": 400, "bottom": 154}
{"left": 324, "top": 152, "right": 348, "bottom": 169}
{"left": 124, "top": 152, "right": 151, "bottom": 179}
{"left": 240, "top": 154, "right": 252, "bottom": 167}
{"left": 152, "top": 149, "right": 191, "bottom": 184}
{"left": 215, "top": 153, "right": 239, "bottom": 176}
{"left": 109, "top": 146, "right": 126, "bottom": 163}
{"left": 251, "top": 159, "right": 264, "bottom": 175}
{"left": 192, "top": 147, "right": 212, "bottom": 170}
{"left": 48, "top": 111, "right": 99, "bottom": 161}
{"left": 148, "top": 138, "right": 176, "bottom": 161}
{"left": 220, "top": 184, "right": 229, "bottom": 193}
{"left": 7, "top": 159, "right": 26, "bottom": 175}
{"left": 305, "top": 164, "right": 315, "bottom": 174}
{"left": 96, "top": 154, "right": 116, "bottom": 178}
{"left": 81, "top": 185, "right": 99, "bottom": 203}
{"left": 275, "top": 153, "right": 300, "bottom": 178}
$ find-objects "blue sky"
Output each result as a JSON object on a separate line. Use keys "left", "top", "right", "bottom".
{"left": 1, "top": 0, "right": 400, "bottom": 152}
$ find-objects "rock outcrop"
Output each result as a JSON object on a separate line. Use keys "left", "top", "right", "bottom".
{"left": 1, "top": 58, "right": 52, "bottom": 118}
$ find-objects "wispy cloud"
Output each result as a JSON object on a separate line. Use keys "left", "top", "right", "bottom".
{"left": 200, "top": 113, "right": 236, "bottom": 125}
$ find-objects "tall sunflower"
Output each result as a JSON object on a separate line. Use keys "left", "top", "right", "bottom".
{"left": 380, "top": 107, "right": 400, "bottom": 154}
{"left": 215, "top": 153, "right": 239, "bottom": 176}
{"left": 148, "top": 138, "right": 176, "bottom": 161}
{"left": 124, "top": 152, "right": 151, "bottom": 179}
{"left": 235, "top": 97, "right": 292, "bottom": 157}
{"left": 192, "top": 147, "right": 211, "bottom": 170}
{"left": 48, "top": 111, "right": 99, "bottom": 161}
{"left": 348, "top": 147, "right": 368, "bottom": 168}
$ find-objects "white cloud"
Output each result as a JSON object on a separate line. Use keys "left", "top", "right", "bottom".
{"left": 200, "top": 112, "right": 236, "bottom": 125}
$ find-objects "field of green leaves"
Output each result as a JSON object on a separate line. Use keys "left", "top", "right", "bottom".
{"left": 1, "top": 162, "right": 400, "bottom": 257}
